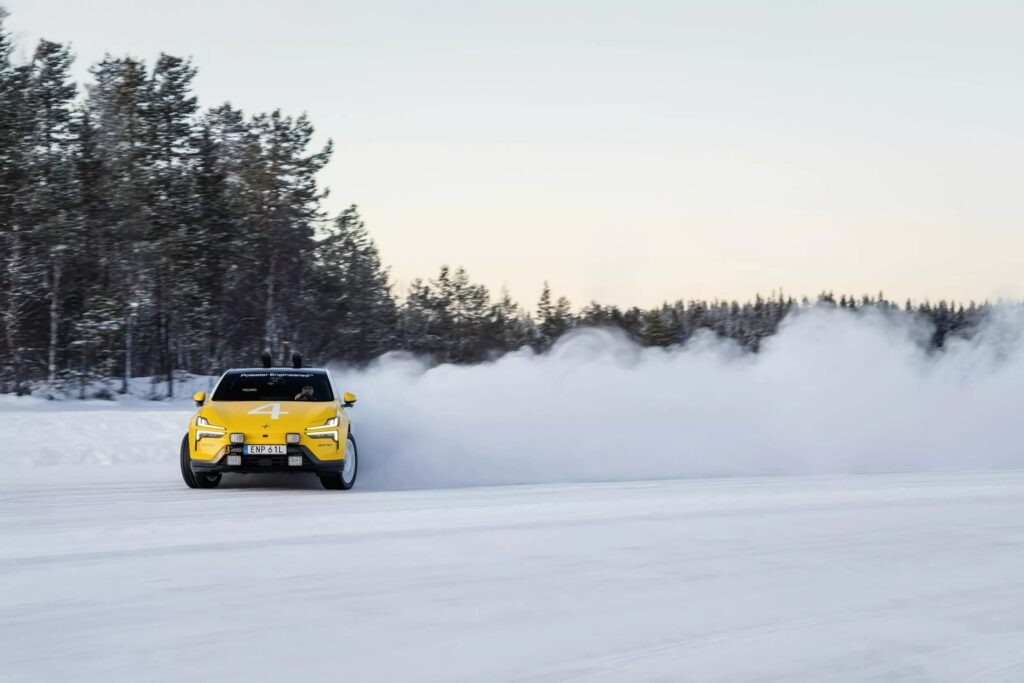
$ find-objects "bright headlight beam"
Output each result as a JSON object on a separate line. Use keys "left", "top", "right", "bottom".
{"left": 305, "top": 417, "right": 340, "bottom": 442}
{"left": 306, "top": 430, "right": 338, "bottom": 442}
{"left": 196, "top": 416, "right": 225, "bottom": 430}
{"left": 306, "top": 417, "right": 339, "bottom": 430}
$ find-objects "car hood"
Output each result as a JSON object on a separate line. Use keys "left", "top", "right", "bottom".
{"left": 201, "top": 401, "right": 337, "bottom": 432}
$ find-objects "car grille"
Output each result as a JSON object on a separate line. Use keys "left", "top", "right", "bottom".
{"left": 252, "top": 455, "right": 291, "bottom": 467}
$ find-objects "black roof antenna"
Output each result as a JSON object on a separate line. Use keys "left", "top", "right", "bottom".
{"left": 291, "top": 352, "right": 303, "bottom": 369}
{"left": 261, "top": 351, "right": 273, "bottom": 368}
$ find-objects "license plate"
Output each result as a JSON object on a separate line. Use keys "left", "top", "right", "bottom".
{"left": 243, "top": 444, "right": 287, "bottom": 455}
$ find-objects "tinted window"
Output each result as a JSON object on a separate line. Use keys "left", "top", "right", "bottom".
{"left": 212, "top": 372, "right": 334, "bottom": 402}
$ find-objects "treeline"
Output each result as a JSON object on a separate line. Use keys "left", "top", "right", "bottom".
{"left": 0, "top": 13, "right": 394, "bottom": 395}
{"left": 0, "top": 15, "right": 998, "bottom": 396}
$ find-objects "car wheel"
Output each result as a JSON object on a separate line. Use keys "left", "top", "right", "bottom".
{"left": 181, "top": 434, "right": 221, "bottom": 489}
{"left": 319, "top": 433, "right": 357, "bottom": 490}
{"left": 180, "top": 434, "right": 199, "bottom": 488}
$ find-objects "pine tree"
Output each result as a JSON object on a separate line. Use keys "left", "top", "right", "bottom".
{"left": 85, "top": 56, "right": 153, "bottom": 386}
{"left": 0, "top": 10, "right": 32, "bottom": 391}
{"left": 400, "top": 277, "right": 439, "bottom": 356}
{"left": 71, "top": 107, "right": 129, "bottom": 389}
{"left": 308, "top": 206, "right": 397, "bottom": 363}
{"left": 197, "top": 104, "right": 261, "bottom": 370}
{"left": 535, "top": 283, "right": 574, "bottom": 351}
{"left": 535, "top": 282, "right": 554, "bottom": 350}
{"left": 446, "top": 267, "right": 491, "bottom": 362}
{"left": 147, "top": 54, "right": 201, "bottom": 394}
{"left": 238, "top": 110, "right": 332, "bottom": 359}
{"left": 641, "top": 309, "right": 674, "bottom": 347}
{"left": 22, "top": 40, "right": 80, "bottom": 384}
{"left": 489, "top": 288, "right": 531, "bottom": 353}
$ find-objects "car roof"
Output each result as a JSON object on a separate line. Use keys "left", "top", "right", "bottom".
{"left": 223, "top": 367, "right": 329, "bottom": 373}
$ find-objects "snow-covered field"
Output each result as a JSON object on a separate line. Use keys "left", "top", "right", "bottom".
{"left": 3, "top": 463, "right": 1024, "bottom": 682}
{"left": 5, "top": 312, "right": 1024, "bottom": 681}
{"left": 3, "top": 392, "right": 1024, "bottom": 682}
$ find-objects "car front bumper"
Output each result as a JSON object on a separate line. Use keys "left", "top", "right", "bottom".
{"left": 191, "top": 445, "right": 345, "bottom": 474}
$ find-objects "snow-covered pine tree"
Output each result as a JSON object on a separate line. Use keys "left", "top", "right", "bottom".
{"left": 641, "top": 307, "right": 675, "bottom": 347}
{"left": 535, "top": 284, "right": 575, "bottom": 351}
{"left": 191, "top": 105, "right": 247, "bottom": 372}
{"left": 444, "top": 267, "right": 491, "bottom": 363}
{"left": 146, "top": 54, "right": 201, "bottom": 396}
{"left": 84, "top": 56, "right": 154, "bottom": 388}
{"left": 308, "top": 205, "right": 397, "bottom": 363}
{"left": 0, "top": 10, "right": 32, "bottom": 392}
{"left": 535, "top": 282, "right": 554, "bottom": 350}
{"left": 22, "top": 40, "right": 81, "bottom": 384}
{"left": 489, "top": 288, "right": 532, "bottom": 355}
{"left": 238, "top": 111, "right": 332, "bottom": 360}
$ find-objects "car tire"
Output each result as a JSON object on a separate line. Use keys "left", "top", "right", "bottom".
{"left": 319, "top": 433, "right": 357, "bottom": 490}
{"left": 181, "top": 434, "right": 221, "bottom": 489}
{"left": 180, "top": 434, "right": 200, "bottom": 488}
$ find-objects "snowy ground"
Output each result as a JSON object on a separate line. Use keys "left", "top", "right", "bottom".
{"left": 4, "top": 460, "right": 1024, "bottom": 681}
{"left": 3, "top": 378, "right": 1024, "bottom": 682}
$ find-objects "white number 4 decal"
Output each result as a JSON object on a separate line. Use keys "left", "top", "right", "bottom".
{"left": 247, "top": 403, "right": 289, "bottom": 419}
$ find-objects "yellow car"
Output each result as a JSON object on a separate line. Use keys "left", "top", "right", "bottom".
{"left": 180, "top": 358, "right": 358, "bottom": 490}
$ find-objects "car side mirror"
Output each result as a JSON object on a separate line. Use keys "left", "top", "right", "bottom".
{"left": 192, "top": 391, "right": 206, "bottom": 407}
{"left": 342, "top": 391, "right": 357, "bottom": 408}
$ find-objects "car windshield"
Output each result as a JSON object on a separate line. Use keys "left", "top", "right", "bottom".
{"left": 212, "top": 371, "right": 334, "bottom": 402}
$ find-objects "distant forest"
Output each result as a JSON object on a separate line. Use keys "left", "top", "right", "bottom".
{"left": 0, "top": 13, "right": 999, "bottom": 396}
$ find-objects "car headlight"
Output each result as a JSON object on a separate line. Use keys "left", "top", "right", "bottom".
{"left": 306, "top": 430, "right": 338, "bottom": 441}
{"left": 286, "top": 433, "right": 300, "bottom": 444}
{"left": 196, "top": 416, "right": 225, "bottom": 430}
{"left": 196, "top": 430, "right": 226, "bottom": 442}
{"left": 230, "top": 433, "right": 245, "bottom": 444}
{"left": 195, "top": 415, "right": 227, "bottom": 445}
{"left": 305, "top": 417, "right": 340, "bottom": 442}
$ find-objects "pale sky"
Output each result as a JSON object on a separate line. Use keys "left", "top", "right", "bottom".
{"left": 6, "top": 0, "right": 1023, "bottom": 307}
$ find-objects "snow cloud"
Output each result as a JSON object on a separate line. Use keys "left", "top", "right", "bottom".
{"left": 4, "top": 306, "right": 1022, "bottom": 490}
{"left": 345, "top": 306, "right": 1024, "bottom": 489}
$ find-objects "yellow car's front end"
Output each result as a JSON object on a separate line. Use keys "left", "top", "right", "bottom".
{"left": 181, "top": 367, "right": 358, "bottom": 490}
